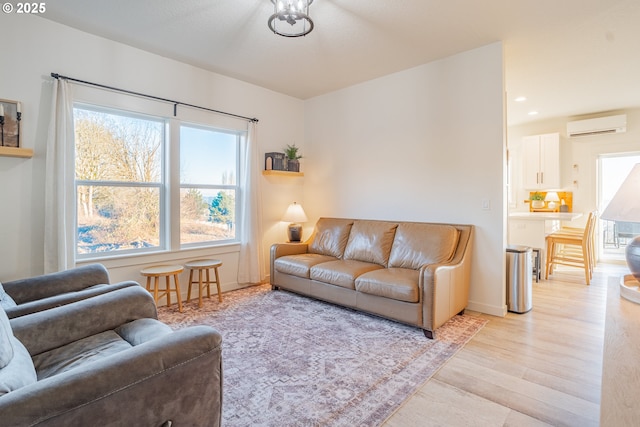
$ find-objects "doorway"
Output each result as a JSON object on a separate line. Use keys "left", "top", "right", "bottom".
{"left": 598, "top": 153, "right": 640, "bottom": 262}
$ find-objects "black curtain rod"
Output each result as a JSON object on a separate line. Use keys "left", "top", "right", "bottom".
{"left": 50, "top": 72, "right": 259, "bottom": 123}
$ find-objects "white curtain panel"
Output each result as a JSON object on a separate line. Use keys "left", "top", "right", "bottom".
{"left": 44, "top": 79, "right": 76, "bottom": 273}
{"left": 237, "top": 122, "right": 265, "bottom": 284}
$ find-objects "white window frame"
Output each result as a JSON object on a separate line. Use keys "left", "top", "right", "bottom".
{"left": 73, "top": 102, "right": 244, "bottom": 261}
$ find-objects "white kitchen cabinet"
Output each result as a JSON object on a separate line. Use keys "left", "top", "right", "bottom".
{"left": 522, "top": 132, "right": 560, "bottom": 189}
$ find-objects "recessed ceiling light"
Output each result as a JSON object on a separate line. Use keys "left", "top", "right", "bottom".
{"left": 515, "top": 96, "right": 527, "bottom": 102}
{"left": 528, "top": 111, "right": 539, "bottom": 116}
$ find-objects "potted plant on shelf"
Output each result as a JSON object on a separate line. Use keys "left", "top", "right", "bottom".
{"left": 284, "top": 144, "right": 302, "bottom": 172}
{"left": 530, "top": 192, "right": 545, "bottom": 209}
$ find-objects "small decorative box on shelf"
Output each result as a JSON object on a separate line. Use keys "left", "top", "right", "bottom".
{"left": 265, "top": 152, "right": 286, "bottom": 171}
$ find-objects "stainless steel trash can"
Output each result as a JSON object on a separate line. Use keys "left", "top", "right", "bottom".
{"left": 506, "top": 245, "right": 533, "bottom": 313}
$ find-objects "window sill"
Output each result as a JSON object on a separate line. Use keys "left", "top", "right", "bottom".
{"left": 77, "top": 243, "right": 241, "bottom": 269}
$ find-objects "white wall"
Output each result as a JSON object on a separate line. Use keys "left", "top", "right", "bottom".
{"left": 304, "top": 43, "right": 507, "bottom": 316}
{"left": 0, "top": 15, "right": 305, "bottom": 291}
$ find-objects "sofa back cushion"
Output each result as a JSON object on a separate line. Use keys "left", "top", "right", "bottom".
{"left": 343, "top": 221, "right": 398, "bottom": 267}
{"left": 0, "top": 306, "right": 38, "bottom": 395}
{"left": 0, "top": 306, "right": 14, "bottom": 368}
{"left": 0, "top": 282, "right": 17, "bottom": 310}
{"left": 388, "top": 223, "right": 460, "bottom": 270}
{"left": 308, "top": 218, "right": 354, "bottom": 258}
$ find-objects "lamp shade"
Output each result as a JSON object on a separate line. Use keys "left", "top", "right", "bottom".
{"left": 282, "top": 202, "right": 307, "bottom": 242}
{"left": 545, "top": 191, "right": 560, "bottom": 202}
{"left": 601, "top": 163, "right": 640, "bottom": 282}
{"left": 601, "top": 164, "right": 640, "bottom": 223}
{"left": 282, "top": 202, "right": 308, "bottom": 223}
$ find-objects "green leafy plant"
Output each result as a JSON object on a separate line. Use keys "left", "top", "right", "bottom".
{"left": 284, "top": 144, "right": 302, "bottom": 160}
{"left": 530, "top": 192, "right": 544, "bottom": 201}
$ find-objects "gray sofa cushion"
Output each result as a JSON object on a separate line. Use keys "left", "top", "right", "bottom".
{"left": 0, "top": 306, "right": 15, "bottom": 368}
{"left": 343, "top": 220, "right": 398, "bottom": 266}
{"left": 0, "top": 283, "right": 17, "bottom": 310}
{"left": 388, "top": 223, "right": 460, "bottom": 269}
{"left": 0, "top": 307, "right": 37, "bottom": 395}
{"left": 33, "top": 318, "right": 173, "bottom": 380}
{"left": 355, "top": 268, "right": 420, "bottom": 303}
{"left": 0, "top": 337, "right": 37, "bottom": 395}
{"left": 308, "top": 218, "right": 354, "bottom": 258}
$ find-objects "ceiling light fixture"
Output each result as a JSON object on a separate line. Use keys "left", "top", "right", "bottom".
{"left": 268, "top": 0, "right": 314, "bottom": 38}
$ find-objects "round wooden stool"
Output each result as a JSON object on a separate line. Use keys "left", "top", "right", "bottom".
{"left": 185, "top": 259, "right": 223, "bottom": 308}
{"left": 140, "top": 264, "right": 184, "bottom": 312}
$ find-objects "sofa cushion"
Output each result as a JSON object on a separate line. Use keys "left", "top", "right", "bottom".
{"left": 0, "top": 306, "right": 15, "bottom": 369}
{"left": 355, "top": 268, "right": 420, "bottom": 303}
{"left": 275, "top": 254, "right": 338, "bottom": 279}
{"left": 388, "top": 223, "right": 460, "bottom": 270}
{"left": 343, "top": 221, "right": 398, "bottom": 266}
{"left": 310, "top": 260, "right": 383, "bottom": 289}
{"left": 1, "top": 303, "right": 37, "bottom": 394}
{"left": 308, "top": 218, "right": 354, "bottom": 258}
{"left": 0, "top": 282, "right": 17, "bottom": 310}
{"left": 0, "top": 336, "right": 37, "bottom": 396}
{"left": 33, "top": 330, "right": 133, "bottom": 380}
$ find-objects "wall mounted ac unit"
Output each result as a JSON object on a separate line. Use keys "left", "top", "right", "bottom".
{"left": 567, "top": 114, "right": 627, "bottom": 137}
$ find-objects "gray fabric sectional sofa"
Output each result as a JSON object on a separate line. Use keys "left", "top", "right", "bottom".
{"left": 0, "top": 269, "right": 222, "bottom": 426}
{"left": 270, "top": 217, "right": 474, "bottom": 338}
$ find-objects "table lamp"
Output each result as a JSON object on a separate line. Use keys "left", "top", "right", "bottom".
{"left": 601, "top": 163, "right": 640, "bottom": 302}
{"left": 282, "top": 202, "right": 308, "bottom": 242}
{"left": 545, "top": 191, "right": 560, "bottom": 211}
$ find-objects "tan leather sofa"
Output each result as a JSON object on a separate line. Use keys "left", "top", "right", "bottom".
{"left": 270, "top": 218, "right": 474, "bottom": 339}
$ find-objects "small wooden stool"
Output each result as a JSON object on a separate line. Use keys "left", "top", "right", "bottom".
{"left": 185, "top": 259, "right": 223, "bottom": 308}
{"left": 141, "top": 264, "right": 184, "bottom": 312}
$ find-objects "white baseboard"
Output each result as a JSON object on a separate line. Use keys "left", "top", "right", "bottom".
{"left": 467, "top": 300, "right": 507, "bottom": 317}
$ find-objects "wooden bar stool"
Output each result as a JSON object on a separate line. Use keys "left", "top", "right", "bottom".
{"left": 185, "top": 259, "right": 223, "bottom": 308}
{"left": 140, "top": 264, "right": 184, "bottom": 312}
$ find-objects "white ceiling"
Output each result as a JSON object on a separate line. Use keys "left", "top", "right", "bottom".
{"left": 41, "top": 0, "right": 640, "bottom": 126}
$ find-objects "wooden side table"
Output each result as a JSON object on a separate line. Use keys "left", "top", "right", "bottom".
{"left": 140, "top": 264, "right": 184, "bottom": 312}
{"left": 185, "top": 259, "right": 223, "bottom": 308}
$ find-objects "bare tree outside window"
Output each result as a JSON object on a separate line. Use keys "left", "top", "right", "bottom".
{"left": 74, "top": 107, "right": 163, "bottom": 255}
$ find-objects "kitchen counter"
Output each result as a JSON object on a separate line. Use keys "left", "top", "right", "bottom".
{"left": 508, "top": 212, "right": 583, "bottom": 221}
{"left": 508, "top": 212, "right": 584, "bottom": 278}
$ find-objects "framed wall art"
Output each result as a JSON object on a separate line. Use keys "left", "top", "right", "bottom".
{"left": 0, "top": 99, "right": 22, "bottom": 148}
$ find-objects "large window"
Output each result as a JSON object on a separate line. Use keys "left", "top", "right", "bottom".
{"left": 74, "top": 105, "right": 241, "bottom": 258}
{"left": 180, "top": 125, "right": 239, "bottom": 246}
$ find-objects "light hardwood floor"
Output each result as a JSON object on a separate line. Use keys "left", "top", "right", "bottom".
{"left": 384, "top": 263, "right": 629, "bottom": 427}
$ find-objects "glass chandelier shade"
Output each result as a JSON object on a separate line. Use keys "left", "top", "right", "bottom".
{"left": 268, "top": 0, "right": 314, "bottom": 37}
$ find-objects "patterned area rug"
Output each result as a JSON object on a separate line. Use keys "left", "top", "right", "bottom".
{"left": 158, "top": 284, "right": 486, "bottom": 427}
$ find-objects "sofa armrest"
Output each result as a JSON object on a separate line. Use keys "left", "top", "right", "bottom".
{"left": 271, "top": 242, "right": 309, "bottom": 259}
{"left": 420, "top": 227, "right": 474, "bottom": 333}
{"left": 11, "top": 286, "right": 158, "bottom": 356}
{"left": 270, "top": 243, "right": 309, "bottom": 284}
{"left": 2, "top": 264, "right": 111, "bottom": 304}
{"left": 0, "top": 326, "right": 223, "bottom": 427}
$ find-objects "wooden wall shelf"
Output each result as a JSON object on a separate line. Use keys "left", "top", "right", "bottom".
{"left": 0, "top": 147, "right": 33, "bottom": 158}
{"left": 262, "top": 170, "right": 303, "bottom": 177}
